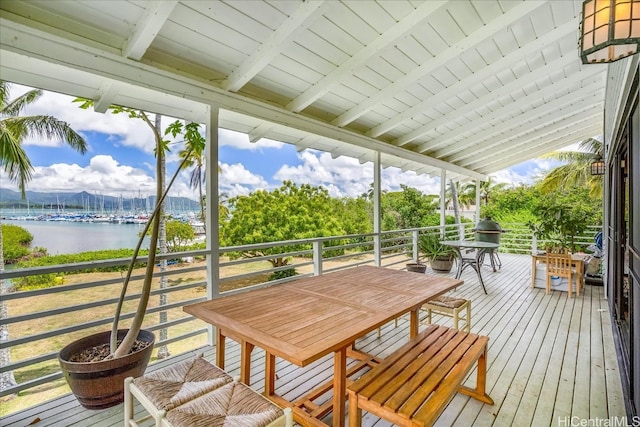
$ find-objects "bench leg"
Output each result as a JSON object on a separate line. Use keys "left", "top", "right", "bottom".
{"left": 348, "top": 392, "right": 362, "bottom": 427}
{"left": 465, "top": 301, "right": 471, "bottom": 333}
{"left": 458, "top": 346, "right": 494, "bottom": 405}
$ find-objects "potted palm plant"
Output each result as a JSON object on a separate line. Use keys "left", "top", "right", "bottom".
{"left": 57, "top": 102, "right": 205, "bottom": 409}
{"left": 419, "top": 233, "right": 455, "bottom": 273}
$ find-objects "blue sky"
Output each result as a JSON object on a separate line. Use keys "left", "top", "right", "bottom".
{"left": 0, "top": 83, "right": 568, "bottom": 201}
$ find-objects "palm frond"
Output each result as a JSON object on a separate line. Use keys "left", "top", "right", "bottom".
{"left": 5, "top": 115, "right": 87, "bottom": 153}
{"left": 0, "top": 125, "right": 33, "bottom": 197}
{"left": 1, "top": 88, "right": 42, "bottom": 117}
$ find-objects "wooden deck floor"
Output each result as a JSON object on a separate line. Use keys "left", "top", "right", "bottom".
{"left": 1, "top": 253, "right": 626, "bottom": 426}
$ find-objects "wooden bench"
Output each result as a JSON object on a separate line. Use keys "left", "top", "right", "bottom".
{"left": 347, "top": 324, "right": 493, "bottom": 427}
{"left": 124, "top": 354, "right": 293, "bottom": 427}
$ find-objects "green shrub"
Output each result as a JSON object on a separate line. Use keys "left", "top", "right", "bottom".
{"left": 269, "top": 268, "right": 297, "bottom": 281}
{"left": 2, "top": 224, "right": 33, "bottom": 262}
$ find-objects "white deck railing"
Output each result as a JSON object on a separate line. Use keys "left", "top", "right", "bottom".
{"left": 0, "top": 222, "right": 600, "bottom": 411}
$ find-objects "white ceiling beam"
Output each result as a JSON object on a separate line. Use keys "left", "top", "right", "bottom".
{"left": 333, "top": 1, "right": 550, "bottom": 128}
{"left": 248, "top": 122, "right": 275, "bottom": 143}
{"left": 367, "top": 24, "right": 577, "bottom": 138}
{"left": 286, "top": 0, "right": 446, "bottom": 113}
{"left": 420, "top": 77, "right": 604, "bottom": 156}
{"left": 412, "top": 65, "right": 606, "bottom": 152}
{"left": 459, "top": 110, "right": 602, "bottom": 169}
{"left": 476, "top": 126, "right": 601, "bottom": 173}
{"left": 123, "top": 0, "right": 177, "bottom": 60}
{"left": 223, "top": 0, "right": 328, "bottom": 92}
{"left": 432, "top": 85, "right": 604, "bottom": 159}
{"left": 454, "top": 106, "right": 603, "bottom": 164}
{"left": 93, "top": 81, "right": 118, "bottom": 113}
{"left": 295, "top": 135, "right": 321, "bottom": 152}
{"left": 0, "top": 19, "right": 487, "bottom": 181}
{"left": 412, "top": 58, "right": 603, "bottom": 151}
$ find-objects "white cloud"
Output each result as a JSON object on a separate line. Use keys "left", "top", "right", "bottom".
{"left": 9, "top": 83, "right": 166, "bottom": 154}
{"left": 273, "top": 150, "right": 443, "bottom": 197}
{"left": 219, "top": 128, "right": 284, "bottom": 150}
{"left": 219, "top": 162, "right": 270, "bottom": 197}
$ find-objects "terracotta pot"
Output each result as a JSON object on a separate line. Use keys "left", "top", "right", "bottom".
{"left": 406, "top": 263, "right": 427, "bottom": 273}
{"left": 58, "top": 329, "right": 155, "bottom": 410}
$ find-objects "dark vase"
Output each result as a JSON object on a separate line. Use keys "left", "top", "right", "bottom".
{"left": 58, "top": 329, "right": 155, "bottom": 410}
{"left": 406, "top": 263, "right": 427, "bottom": 273}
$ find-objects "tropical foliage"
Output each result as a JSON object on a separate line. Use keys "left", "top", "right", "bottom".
{"left": 538, "top": 137, "right": 603, "bottom": 198}
{"left": 221, "top": 181, "right": 346, "bottom": 274}
{"left": 1, "top": 224, "right": 32, "bottom": 262}
{"left": 528, "top": 186, "right": 601, "bottom": 252}
{"left": 0, "top": 81, "right": 87, "bottom": 393}
{"left": 381, "top": 184, "right": 439, "bottom": 230}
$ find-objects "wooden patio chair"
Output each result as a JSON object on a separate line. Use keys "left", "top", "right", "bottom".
{"left": 545, "top": 247, "right": 577, "bottom": 297}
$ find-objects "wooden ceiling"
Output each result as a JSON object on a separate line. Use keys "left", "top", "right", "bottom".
{"left": 0, "top": 0, "right": 606, "bottom": 182}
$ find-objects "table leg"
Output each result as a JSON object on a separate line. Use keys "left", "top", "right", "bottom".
{"left": 265, "top": 352, "right": 276, "bottom": 396}
{"left": 240, "top": 341, "right": 255, "bottom": 384}
{"left": 531, "top": 256, "right": 537, "bottom": 288}
{"left": 453, "top": 247, "right": 463, "bottom": 279}
{"left": 475, "top": 249, "right": 488, "bottom": 294}
{"left": 216, "top": 328, "right": 226, "bottom": 369}
{"left": 333, "top": 347, "right": 347, "bottom": 427}
{"left": 409, "top": 308, "right": 419, "bottom": 338}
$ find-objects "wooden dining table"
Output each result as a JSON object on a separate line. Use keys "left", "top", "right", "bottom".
{"left": 183, "top": 265, "right": 463, "bottom": 427}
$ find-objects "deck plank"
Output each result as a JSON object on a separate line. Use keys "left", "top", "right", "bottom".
{"left": 0, "top": 254, "right": 626, "bottom": 427}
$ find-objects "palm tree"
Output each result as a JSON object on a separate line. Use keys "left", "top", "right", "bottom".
{"left": 178, "top": 125, "right": 207, "bottom": 224}
{"left": 462, "top": 177, "right": 508, "bottom": 207}
{"left": 0, "top": 81, "right": 87, "bottom": 394}
{"left": 538, "top": 137, "right": 603, "bottom": 197}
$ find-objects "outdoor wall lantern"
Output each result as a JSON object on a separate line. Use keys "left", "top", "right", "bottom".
{"left": 580, "top": 0, "right": 640, "bottom": 64}
{"left": 591, "top": 156, "right": 606, "bottom": 175}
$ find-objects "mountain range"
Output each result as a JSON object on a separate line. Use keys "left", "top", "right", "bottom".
{"left": 0, "top": 189, "right": 200, "bottom": 213}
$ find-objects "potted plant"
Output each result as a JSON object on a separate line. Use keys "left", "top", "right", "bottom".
{"left": 57, "top": 103, "right": 205, "bottom": 409}
{"left": 419, "top": 233, "right": 455, "bottom": 273}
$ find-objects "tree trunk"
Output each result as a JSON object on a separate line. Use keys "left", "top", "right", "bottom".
{"left": 449, "top": 180, "right": 464, "bottom": 239}
{"left": 157, "top": 114, "right": 170, "bottom": 360}
{"left": 0, "top": 220, "right": 18, "bottom": 395}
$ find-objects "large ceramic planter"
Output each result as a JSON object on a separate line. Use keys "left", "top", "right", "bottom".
{"left": 58, "top": 329, "right": 155, "bottom": 410}
{"left": 429, "top": 256, "right": 454, "bottom": 273}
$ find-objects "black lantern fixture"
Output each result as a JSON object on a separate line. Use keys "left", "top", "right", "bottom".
{"left": 580, "top": 0, "right": 640, "bottom": 64}
{"left": 591, "top": 155, "right": 606, "bottom": 175}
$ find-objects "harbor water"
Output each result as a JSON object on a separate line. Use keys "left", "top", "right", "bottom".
{"left": 2, "top": 218, "right": 150, "bottom": 255}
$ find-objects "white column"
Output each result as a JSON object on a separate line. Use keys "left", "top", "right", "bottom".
{"left": 440, "top": 169, "right": 446, "bottom": 236}
{"left": 373, "top": 152, "right": 381, "bottom": 266}
{"left": 205, "top": 104, "right": 220, "bottom": 346}
{"left": 476, "top": 179, "right": 481, "bottom": 224}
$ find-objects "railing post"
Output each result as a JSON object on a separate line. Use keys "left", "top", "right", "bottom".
{"left": 313, "top": 240, "right": 323, "bottom": 276}
{"left": 532, "top": 233, "right": 538, "bottom": 254}
{"left": 412, "top": 230, "right": 419, "bottom": 263}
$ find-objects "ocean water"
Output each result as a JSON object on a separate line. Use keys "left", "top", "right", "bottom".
{"left": 2, "top": 219, "right": 150, "bottom": 255}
